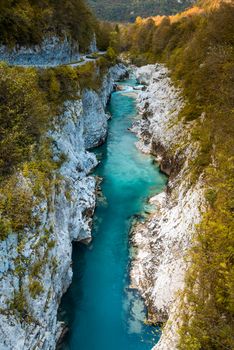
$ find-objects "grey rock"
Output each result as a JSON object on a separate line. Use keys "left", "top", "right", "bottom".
{"left": 0, "top": 63, "right": 128, "bottom": 350}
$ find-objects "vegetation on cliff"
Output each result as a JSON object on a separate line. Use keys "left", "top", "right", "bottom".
{"left": 0, "top": 55, "right": 118, "bottom": 321}
{"left": 0, "top": 0, "right": 119, "bottom": 323}
{"left": 119, "top": 2, "right": 234, "bottom": 349}
{"left": 0, "top": 54, "right": 116, "bottom": 241}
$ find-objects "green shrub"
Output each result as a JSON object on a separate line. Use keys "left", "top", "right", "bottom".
{"left": 106, "top": 47, "right": 117, "bottom": 62}
{"left": 9, "top": 289, "right": 28, "bottom": 316}
{"left": 0, "top": 64, "right": 49, "bottom": 177}
{"left": 180, "top": 104, "right": 202, "bottom": 122}
{"left": 0, "top": 175, "right": 34, "bottom": 238}
{"left": 31, "top": 261, "right": 43, "bottom": 278}
{"left": 205, "top": 189, "right": 217, "bottom": 207}
{"left": 29, "top": 279, "right": 44, "bottom": 299}
{"left": 47, "top": 240, "right": 56, "bottom": 250}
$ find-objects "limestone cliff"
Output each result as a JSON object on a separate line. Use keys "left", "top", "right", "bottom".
{"left": 0, "top": 64, "right": 127, "bottom": 350}
{"left": 130, "top": 64, "right": 206, "bottom": 349}
{"left": 0, "top": 34, "right": 97, "bottom": 67}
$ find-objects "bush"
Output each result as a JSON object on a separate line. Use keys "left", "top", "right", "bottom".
{"left": 0, "top": 64, "right": 49, "bottom": 177}
{"left": 106, "top": 47, "right": 117, "bottom": 62}
{"left": 205, "top": 189, "right": 217, "bottom": 207}
{"left": 9, "top": 289, "right": 28, "bottom": 317}
{"left": 29, "top": 279, "right": 44, "bottom": 299}
{"left": 0, "top": 172, "right": 37, "bottom": 240}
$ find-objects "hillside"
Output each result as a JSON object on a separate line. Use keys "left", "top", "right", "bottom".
{"left": 119, "top": 1, "right": 234, "bottom": 349}
{"left": 87, "top": 0, "right": 195, "bottom": 22}
{"left": 0, "top": 0, "right": 95, "bottom": 51}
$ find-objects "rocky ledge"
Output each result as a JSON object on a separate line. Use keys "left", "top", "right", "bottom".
{"left": 130, "top": 64, "right": 205, "bottom": 349}
{"left": 0, "top": 35, "right": 98, "bottom": 67}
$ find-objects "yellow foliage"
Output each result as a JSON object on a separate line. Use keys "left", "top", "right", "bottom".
{"left": 120, "top": 2, "right": 234, "bottom": 348}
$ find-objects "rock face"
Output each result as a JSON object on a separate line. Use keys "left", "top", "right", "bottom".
{"left": 89, "top": 34, "right": 98, "bottom": 54}
{"left": 0, "top": 64, "right": 127, "bottom": 350}
{"left": 83, "top": 64, "right": 127, "bottom": 149}
{"left": 0, "top": 36, "right": 80, "bottom": 66}
{"left": 0, "top": 34, "right": 101, "bottom": 67}
{"left": 130, "top": 64, "right": 205, "bottom": 349}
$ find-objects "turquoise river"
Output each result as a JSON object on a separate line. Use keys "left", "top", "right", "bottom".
{"left": 59, "top": 77, "right": 167, "bottom": 350}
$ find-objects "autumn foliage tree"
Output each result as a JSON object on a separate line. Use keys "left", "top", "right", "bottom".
{"left": 120, "top": 2, "right": 234, "bottom": 349}
{"left": 0, "top": 0, "right": 96, "bottom": 51}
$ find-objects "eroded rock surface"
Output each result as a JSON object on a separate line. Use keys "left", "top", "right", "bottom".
{"left": 0, "top": 64, "right": 127, "bottom": 350}
{"left": 130, "top": 64, "right": 205, "bottom": 350}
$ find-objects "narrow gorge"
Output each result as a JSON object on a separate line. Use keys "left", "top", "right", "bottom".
{"left": 0, "top": 60, "right": 202, "bottom": 350}
{"left": 0, "top": 62, "right": 128, "bottom": 349}
{"left": 0, "top": 1, "right": 233, "bottom": 350}
{"left": 58, "top": 76, "right": 167, "bottom": 350}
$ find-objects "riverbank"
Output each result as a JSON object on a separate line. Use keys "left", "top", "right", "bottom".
{"left": 130, "top": 64, "right": 205, "bottom": 349}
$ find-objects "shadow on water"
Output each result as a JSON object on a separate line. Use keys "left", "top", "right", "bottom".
{"left": 58, "top": 77, "right": 167, "bottom": 350}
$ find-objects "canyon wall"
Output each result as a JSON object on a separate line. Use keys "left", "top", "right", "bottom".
{"left": 130, "top": 64, "right": 205, "bottom": 349}
{"left": 0, "top": 64, "right": 127, "bottom": 350}
{"left": 0, "top": 35, "right": 97, "bottom": 67}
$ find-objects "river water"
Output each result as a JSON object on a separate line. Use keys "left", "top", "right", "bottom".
{"left": 59, "top": 77, "right": 167, "bottom": 350}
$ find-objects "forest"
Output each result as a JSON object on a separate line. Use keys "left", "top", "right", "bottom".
{"left": 87, "top": 0, "right": 194, "bottom": 22}
{"left": 0, "top": 0, "right": 96, "bottom": 50}
{"left": 118, "top": 1, "right": 234, "bottom": 348}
